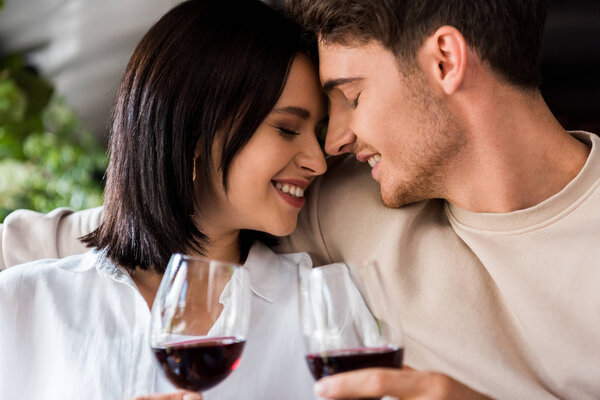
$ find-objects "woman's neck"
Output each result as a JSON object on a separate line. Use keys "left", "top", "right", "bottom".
{"left": 202, "top": 229, "right": 241, "bottom": 264}
{"left": 193, "top": 187, "right": 243, "bottom": 264}
{"left": 131, "top": 267, "right": 164, "bottom": 310}
{"left": 131, "top": 229, "right": 241, "bottom": 310}
{"left": 132, "top": 203, "right": 243, "bottom": 310}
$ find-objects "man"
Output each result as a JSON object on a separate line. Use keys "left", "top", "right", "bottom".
{"left": 279, "top": 0, "right": 600, "bottom": 399}
{"left": 1, "top": 1, "right": 599, "bottom": 399}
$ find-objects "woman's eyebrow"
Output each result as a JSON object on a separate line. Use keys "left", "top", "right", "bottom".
{"left": 271, "top": 106, "right": 310, "bottom": 120}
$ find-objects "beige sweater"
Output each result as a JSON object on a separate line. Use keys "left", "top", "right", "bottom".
{"left": 281, "top": 131, "right": 600, "bottom": 399}
{"left": 2, "top": 132, "right": 599, "bottom": 399}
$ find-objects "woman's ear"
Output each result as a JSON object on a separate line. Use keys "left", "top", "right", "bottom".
{"left": 419, "top": 26, "right": 467, "bottom": 95}
{"left": 194, "top": 139, "right": 203, "bottom": 160}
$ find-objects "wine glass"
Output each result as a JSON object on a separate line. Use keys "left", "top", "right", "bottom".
{"left": 149, "top": 254, "right": 251, "bottom": 393}
{"left": 298, "top": 261, "right": 403, "bottom": 395}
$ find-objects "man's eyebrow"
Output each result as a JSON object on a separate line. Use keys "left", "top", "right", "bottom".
{"left": 322, "top": 77, "right": 362, "bottom": 93}
{"left": 271, "top": 106, "right": 310, "bottom": 120}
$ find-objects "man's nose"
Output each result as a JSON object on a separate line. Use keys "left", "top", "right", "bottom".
{"left": 324, "top": 125, "right": 356, "bottom": 156}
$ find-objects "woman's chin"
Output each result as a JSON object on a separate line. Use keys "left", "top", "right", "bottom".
{"left": 264, "top": 221, "right": 297, "bottom": 238}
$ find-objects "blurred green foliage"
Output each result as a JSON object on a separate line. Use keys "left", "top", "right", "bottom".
{"left": 0, "top": 54, "right": 107, "bottom": 222}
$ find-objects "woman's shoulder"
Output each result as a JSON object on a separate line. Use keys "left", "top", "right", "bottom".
{"left": 0, "top": 251, "right": 98, "bottom": 293}
{"left": 0, "top": 250, "right": 142, "bottom": 330}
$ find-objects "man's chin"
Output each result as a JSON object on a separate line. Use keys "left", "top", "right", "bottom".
{"left": 379, "top": 186, "right": 425, "bottom": 209}
{"left": 379, "top": 190, "right": 405, "bottom": 209}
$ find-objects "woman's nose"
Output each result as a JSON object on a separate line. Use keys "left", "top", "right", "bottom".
{"left": 297, "top": 136, "right": 327, "bottom": 176}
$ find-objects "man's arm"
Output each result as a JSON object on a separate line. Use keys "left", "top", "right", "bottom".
{"left": 0, "top": 206, "right": 103, "bottom": 270}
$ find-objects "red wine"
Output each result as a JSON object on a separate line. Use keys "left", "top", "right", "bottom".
{"left": 152, "top": 336, "right": 245, "bottom": 392}
{"left": 305, "top": 345, "right": 404, "bottom": 380}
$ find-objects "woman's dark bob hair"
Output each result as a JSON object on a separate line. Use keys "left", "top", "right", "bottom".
{"left": 82, "top": 0, "right": 315, "bottom": 272}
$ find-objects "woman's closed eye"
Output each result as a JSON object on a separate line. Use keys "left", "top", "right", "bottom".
{"left": 278, "top": 127, "right": 301, "bottom": 137}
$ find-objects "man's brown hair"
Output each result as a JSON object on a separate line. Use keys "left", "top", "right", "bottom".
{"left": 288, "top": 0, "right": 549, "bottom": 88}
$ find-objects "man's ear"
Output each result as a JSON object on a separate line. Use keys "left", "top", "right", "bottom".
{"left": 419, "top": 26, "right": 467, "bottom": 95}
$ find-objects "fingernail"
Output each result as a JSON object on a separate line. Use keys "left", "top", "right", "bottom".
{"left": 314, "top": 380, "right": 329, "bottom": 396}
{"left": 183, "top": 394, "right": 201, "bottom": 400}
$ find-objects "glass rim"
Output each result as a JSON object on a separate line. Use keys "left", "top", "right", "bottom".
{"left": 170, "top": 253, "right": 243, "bottom": 268}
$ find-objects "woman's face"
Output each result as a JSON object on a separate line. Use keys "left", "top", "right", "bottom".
{"left": 208, "top": 54, "right": 328, "bottom": 237}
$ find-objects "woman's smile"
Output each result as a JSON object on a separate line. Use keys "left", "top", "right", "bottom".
{"left": 272, "top": 179, "right": 309, "bottom": 208}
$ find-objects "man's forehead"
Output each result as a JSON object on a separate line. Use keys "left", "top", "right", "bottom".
{"left": 317, "top": 40, "right": 393, "bottom": 85}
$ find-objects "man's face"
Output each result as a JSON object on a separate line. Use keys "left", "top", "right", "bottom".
{"left": 319, "top": 40, "right": 465, "bottom": 207}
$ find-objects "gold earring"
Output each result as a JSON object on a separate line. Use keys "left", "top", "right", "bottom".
{"left": 192, "top": 161, "right": 196, "bottom": 182}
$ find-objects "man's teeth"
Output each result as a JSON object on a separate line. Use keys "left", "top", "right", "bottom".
{"left": 275, "top": 182, "right": 305, "bottom": 198}
{"left": 367, "top": 154, "right": 381, "bottom": 168}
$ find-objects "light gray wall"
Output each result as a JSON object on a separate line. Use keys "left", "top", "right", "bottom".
{"left": 0, "top": 0, "right": 288, "bottom": 142}
{"left": 0, "top": 0, "right": 185, "bottom": 142}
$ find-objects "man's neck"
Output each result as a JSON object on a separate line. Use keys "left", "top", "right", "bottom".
{"left": 445, "top": 89, "right": 590, "bottom": 213}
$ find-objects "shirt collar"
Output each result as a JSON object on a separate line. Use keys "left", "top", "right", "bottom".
{"left": 243, "top": 242, "right": 282, "bottom": 303}
{"left": 57, "top": 248, "right": 138, "bottom": 290}
{"left": 58, "top": 243, "right": 305, "bottom": 304}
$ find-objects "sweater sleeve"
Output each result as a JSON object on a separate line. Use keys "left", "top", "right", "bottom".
{"left": 0, "top": 206, "right": 103, "bottom": 270}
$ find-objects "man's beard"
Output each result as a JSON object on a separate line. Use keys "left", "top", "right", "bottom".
{"left": 379, "top": 73, "right": 465, "bottom": 208}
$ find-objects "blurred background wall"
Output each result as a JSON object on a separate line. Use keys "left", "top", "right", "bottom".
{"left": 0, "top": 0, "right": 598, "bottom": 220}
{"left": 1, "top": 0, "right": 597, "bottom": 141}
{"left": 541, "top": 0, "right": 600, "bottom": 133}
{"left": 0, "top": 0, "right": 183, "bottom": 143}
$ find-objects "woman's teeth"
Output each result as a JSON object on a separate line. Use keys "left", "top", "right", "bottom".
{"left": 275, "top": 182, "right": 305, "bottom": 198}
{"left": 367, "top": 154, "right": 381, "bottom": 168}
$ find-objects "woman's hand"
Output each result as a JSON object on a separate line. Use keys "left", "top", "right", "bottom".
{"left": 313, "top": 367, "right": 491, "bottom": 400}
{"left": 132, "top": 390, "right": 202, "bottom": 400}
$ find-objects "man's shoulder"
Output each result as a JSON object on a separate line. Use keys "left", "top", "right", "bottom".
{"left": 310, "top": 155, "right": 439, "bottom": 223}
{"left": 285, "top": 155, "right": 447, "bottom": 263}
{"left": 319, "top": 155, "right": 379, "bottom": 196}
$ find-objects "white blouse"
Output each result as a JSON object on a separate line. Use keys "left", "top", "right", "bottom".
{"left": 0, "top": 242, "right": 317, "bottom": 399}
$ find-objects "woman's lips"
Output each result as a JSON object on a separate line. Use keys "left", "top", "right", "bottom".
{"left": 272, "top": 182, "right": 306, "bottom": 208}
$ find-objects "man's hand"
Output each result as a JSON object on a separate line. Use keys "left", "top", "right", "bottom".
{"left": 132, "top": 390, "right": 202, "bottom": 400}
{"left": 313, "top": 367, "right": 491, "bottom": 400}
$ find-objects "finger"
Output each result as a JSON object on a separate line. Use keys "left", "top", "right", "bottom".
{"left": 314, "top": 368, "right": 423, "bottom": 399}
{"left": 132, "top": 390, "right": 202, "bottom": 400}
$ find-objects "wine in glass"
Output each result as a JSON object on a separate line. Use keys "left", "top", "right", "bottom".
{"left": 150, "top": 254, "right": 251, "bottom": 393}
{"left": 299, "top": 261, "right": 403, "bottom": 395}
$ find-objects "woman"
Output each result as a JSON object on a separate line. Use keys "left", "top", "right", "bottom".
{"left": 0, "top": 0, "right": 327, "bottom": 398}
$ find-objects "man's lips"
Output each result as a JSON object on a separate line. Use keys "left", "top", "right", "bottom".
{"left": 356, "top": 151, "right": 379, "bottom": 163}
